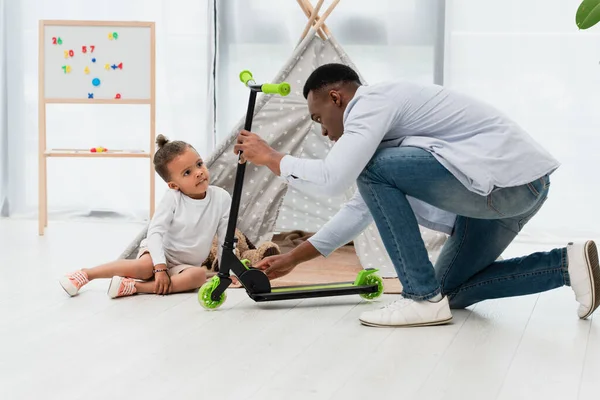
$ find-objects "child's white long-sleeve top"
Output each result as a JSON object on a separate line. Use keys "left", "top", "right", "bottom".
{"left": 145, "top": 186, "right": 232, "bottom": 267}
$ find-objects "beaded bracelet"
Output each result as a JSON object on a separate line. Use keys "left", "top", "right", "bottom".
{"left": 153, "top": 268, "right": 168, "bottom": 274}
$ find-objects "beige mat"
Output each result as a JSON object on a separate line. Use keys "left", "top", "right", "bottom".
{"left": 238, "top": 230, "right": 403, "bottom": 294}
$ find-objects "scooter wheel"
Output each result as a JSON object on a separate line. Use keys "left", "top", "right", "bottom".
{"left": 198, "top": 276, "right": 227, "bottom": 310}
{"left": 360, "top": 274, "right": 384, "bottom": 300}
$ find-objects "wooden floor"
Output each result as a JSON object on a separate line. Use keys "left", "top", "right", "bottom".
{"left": 1, "top": 218, "right": 598, "bottom": 400}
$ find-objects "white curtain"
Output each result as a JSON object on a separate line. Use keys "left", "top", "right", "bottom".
{"left": 444, "top": 0, "right": 600, "bottom": 240}
{"left": 214, "top": 0, "right": 444, "bottom": 142}
{"left": 3, "top": 0, "right": 214, "bottom": 220}
{"left": 0, "top": 0, "right": 7, "bottom": 216}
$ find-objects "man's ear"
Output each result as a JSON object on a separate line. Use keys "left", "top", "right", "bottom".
{"left": 328, "top": 90, "right": 342, "bottom": 107}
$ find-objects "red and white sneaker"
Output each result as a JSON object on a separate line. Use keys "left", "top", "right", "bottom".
{"left": 107, "top": 276, "right": 137, "bottom": 299}
{"left": 59, "top": 270, "right": 90, "bottom": 296}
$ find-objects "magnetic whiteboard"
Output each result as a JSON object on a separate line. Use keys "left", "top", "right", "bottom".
{"left": 42, "top": 22, "right": 153, "bottom": 100}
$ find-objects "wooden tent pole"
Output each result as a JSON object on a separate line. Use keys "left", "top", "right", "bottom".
{"left": 300, "top": 0, "right": 333, "bottom": 37}
{"left": 296, "top": 0, "right": 327, "bottom": 40}
{"left": 299, "top": 0, "right": 325, "bottom": 41}
{"left": 311, "top": 0, "right": 340, "bottom": 37}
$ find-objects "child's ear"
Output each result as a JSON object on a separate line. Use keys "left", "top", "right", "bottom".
{"left": 168, "top": 181, "right": 179, "bottom": 190}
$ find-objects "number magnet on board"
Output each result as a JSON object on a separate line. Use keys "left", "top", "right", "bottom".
{"left": 88, "top": 93, "right": 94, "bottom": 99}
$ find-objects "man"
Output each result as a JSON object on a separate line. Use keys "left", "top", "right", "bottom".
{"left": 233, "top": 63, "right": 599, "bottom": 328}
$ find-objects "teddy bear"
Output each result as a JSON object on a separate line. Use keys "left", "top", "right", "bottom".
{"left": 202, "top": 228, "right": 281, "bottom": 272}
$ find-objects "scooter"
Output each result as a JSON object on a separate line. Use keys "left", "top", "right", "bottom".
{"left": 197, "top": 70, "right": 383, "bottom": 310}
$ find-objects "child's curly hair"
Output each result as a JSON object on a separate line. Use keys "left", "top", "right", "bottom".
{"left": 153, "top": 134, "right": 194, "bottom": 182}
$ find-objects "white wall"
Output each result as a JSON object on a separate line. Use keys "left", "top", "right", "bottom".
{"left": 4, "top": 0, "right": 213, "bottom": 219}
{"left": 0, "top": 0, "right": 7, "bottom": 215}
{"left": 215, "top": 0, "right": 442, "bottom": 142}
{"left": 444, "top": 0, "right": 600, "bottom": 239}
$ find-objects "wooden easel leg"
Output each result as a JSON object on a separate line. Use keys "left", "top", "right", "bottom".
{"left": 150, "top": 162, "right": 155, "bottom": 217}
{"left": 44, "top": 165, "right": 48, "bottom": 227}
{"left": 38, "top": 157, "right": 46, "bottom": 235}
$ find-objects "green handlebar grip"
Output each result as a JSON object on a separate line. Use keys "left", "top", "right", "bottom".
{"left": 239, "top": 70, "right": 253, "bottom": 85}
{"left": 261, "top": 82, "right": 291, "bottom": 96}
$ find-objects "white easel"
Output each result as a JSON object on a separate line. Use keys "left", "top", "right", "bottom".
{"left": 38, "top": 20, "right": 156, "bottom": 235}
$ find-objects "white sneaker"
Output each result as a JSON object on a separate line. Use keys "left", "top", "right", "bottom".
{"left": 567, "top": 240, "right": 600, "bottom": 319}
{"left": 359, "top": 295, "right": 453, "bottom": 327}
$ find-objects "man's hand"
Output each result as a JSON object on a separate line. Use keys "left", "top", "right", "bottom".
{"left": 255, "top": 253, "right": 298, "bottom": 280}
{"left": 256, "top": 240, "right": 322, "bottom": 280}
{"left": 154, "top": 269, "right": 171, "bottom": 295}
{"left": 233, "top": 130, "right": 284, "bottom": 175}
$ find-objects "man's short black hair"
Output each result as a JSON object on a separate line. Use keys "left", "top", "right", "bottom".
{"left": 302, "top": 63, "right": 361, "bottom": 99}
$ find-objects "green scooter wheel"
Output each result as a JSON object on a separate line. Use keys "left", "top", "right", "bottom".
{"left": 360, "top": 274, "right": 384, "bottom": 300}
{"left": 198, "top": 276, "right": 227, "bottom": 310}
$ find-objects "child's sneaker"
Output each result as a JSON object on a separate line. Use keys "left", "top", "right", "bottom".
{"left": 59, "top": 270, "right": 90, "bottom": 296}
{"left": 107, "top": 276, "right": 137, "bottom": 299}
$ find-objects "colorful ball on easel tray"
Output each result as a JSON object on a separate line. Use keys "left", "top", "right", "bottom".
{"left": 92, "top": 78, "right": 100, "bottom": 86}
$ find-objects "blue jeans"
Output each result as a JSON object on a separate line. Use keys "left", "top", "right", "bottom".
{"left": 356, "top": 146, "right": 569, "bottom": 308}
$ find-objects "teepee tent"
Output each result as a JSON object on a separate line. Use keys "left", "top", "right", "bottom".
{"left": 119, "top": 0, "right": 449, "bottom": 277}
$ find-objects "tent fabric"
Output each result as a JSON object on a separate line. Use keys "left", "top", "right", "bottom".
{"left": 119, "top": 31, "right": 450, "bottom": 278}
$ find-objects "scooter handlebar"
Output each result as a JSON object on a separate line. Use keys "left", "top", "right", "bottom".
{"left": 239, "top": 70, "right": 291, "bottom": 97}
{"left": 239, "top": 70, "right": 254, "bottom": 85}
{"left": 261, "top": 82, "right": 291, "bottom": 96}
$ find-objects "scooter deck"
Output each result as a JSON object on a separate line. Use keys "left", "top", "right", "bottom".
{"left": 248, "top": 281, "right": 380, "bottom": 302}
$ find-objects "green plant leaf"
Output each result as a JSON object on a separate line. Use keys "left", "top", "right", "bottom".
{"left": 576, "top": 0, "right": 600, "bottom": 29}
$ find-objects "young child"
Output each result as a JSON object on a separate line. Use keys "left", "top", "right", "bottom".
{"left": 59, "top": 134, "right": 232, "bottom": 299}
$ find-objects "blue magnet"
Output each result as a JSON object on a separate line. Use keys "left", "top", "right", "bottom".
{"left": 91, "top": 58, "right": 96, "bottom": 63}
{"left": 92, "top": 78, "right": 101, "bottom": 86}
{"left": 88, "top": 93, "right": 94, "bottom": 99}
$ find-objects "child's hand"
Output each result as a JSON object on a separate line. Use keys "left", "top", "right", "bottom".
{"left": 230, "top": 275, "right": 242, "bottom": 288}
{"left": 154, "top": 270, "right": 171, "bottom": 295}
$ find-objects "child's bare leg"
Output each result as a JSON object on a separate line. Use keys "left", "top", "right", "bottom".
{"left": 60, "top": 254, "right": 154, "bottom": 297}
{"left": 83, "top": 254, "right": 154, "bottom": 281}
{"left": 135, "top": 267, "right": 207, "bottom": 294}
